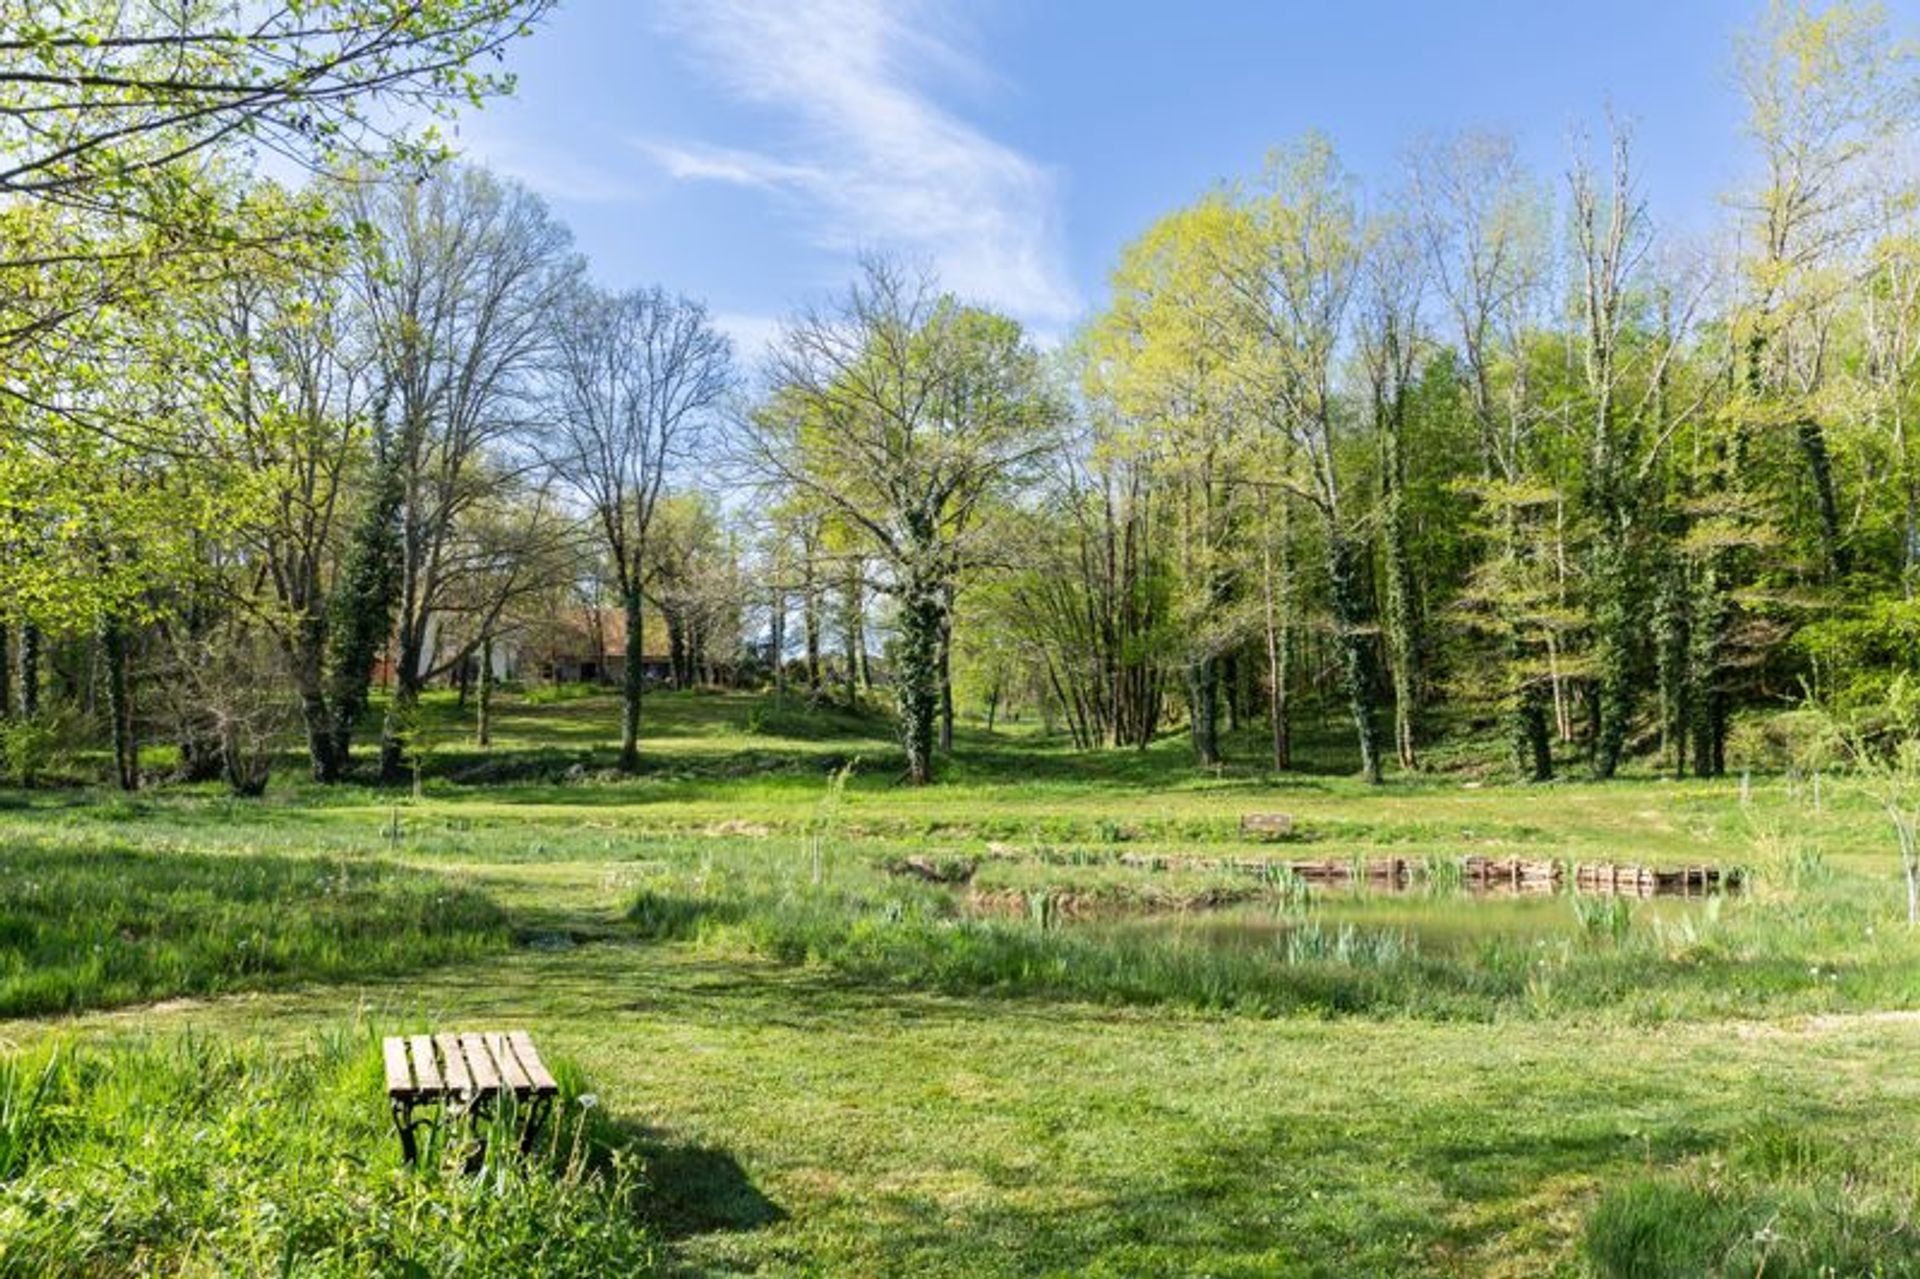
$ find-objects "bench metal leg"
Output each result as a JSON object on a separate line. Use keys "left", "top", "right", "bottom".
{"left": 390, "top": 1097, "right": 428, "bottom": 1165}
{"left": 519, "top": 1094, "right": 555, "bottom": 1155}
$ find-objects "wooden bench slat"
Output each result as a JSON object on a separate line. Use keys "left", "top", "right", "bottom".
{"left": 408, "top": 1035, "right": 443, "bottom": 1094}
{"left": 489, "top": 1032, "right": 534, "bottom": 1093}
{"left": 382, "top": 1037, "right": 414, "bottom": 1096}
{"left": 506, "top": 1031, "right": 558, "bottom": 1095}
{"left": 460, "top": 1032, "right": 502, "bottom": 1092}
{"left": 435, "top": 1032, "right": 473, "bottom": 1094}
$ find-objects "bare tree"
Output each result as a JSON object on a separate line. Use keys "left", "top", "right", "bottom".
{"left": 348, "top": 165, "right": 578, "bottom": 782}
{"left": 545, "top": 284, "right": 732, "bottom": 772}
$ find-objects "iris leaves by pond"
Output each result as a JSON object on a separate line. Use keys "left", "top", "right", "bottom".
{"left": 626, "top": 839, "right": 1901, "bottom": 1022}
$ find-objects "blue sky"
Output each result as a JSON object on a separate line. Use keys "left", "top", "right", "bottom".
{"left": 453, "top": 0, "right": 1920, "bottom": 358}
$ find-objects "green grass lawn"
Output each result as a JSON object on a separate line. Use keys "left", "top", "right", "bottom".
{"left": 4, "top": 688, "right": 1919, "bottom": 1276}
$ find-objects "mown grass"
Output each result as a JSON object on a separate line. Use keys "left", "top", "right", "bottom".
{"left": 0, "top": 840, "right": 509, "bottom": 1016}
{"left": 0, "top": 1029, "right": 654, "bottom": 1277}
{"left": 5, "top": 688, "right": 1920, "bottom": 1275}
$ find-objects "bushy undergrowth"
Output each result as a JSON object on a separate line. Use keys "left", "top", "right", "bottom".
{"left": 0, "top": 1030, "right": 654, "bottom": 1277}
{"left": 0, "top": 841, "right": 510, "bottom": 1016}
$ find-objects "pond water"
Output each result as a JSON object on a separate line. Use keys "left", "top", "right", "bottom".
{"left": 1077, "top": 889, "right": 1730, "bottom": 955}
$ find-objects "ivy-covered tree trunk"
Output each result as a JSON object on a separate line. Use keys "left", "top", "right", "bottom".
{"left": 1688, "top": 559, "right": 1729, "bottom": 778}
{"left": 1798, "top": 420, "right": 1849, "bottom": 580}
{"left": 1187, "top": 657, "right": 1221, "bottom": 767}
{"left": 0, "top": 623, "right": 10, "bottom": 724}
{"left": 619, "top": 585, "right": 644, "bottom": 773}
{"left": 291, "top": 608, "right": 336, "bottom": 784}
{"left": 896, "top": 572, "right": 944, "bottom": 785}
{"left": 324, "top": 440, "right": 402, "bottom": 780}
{"left": 101, "top": 615, "right": 137, "bottom": 791}
{"left": 1327, "top": 531, "right": 1384, "bottom": 784}
{"left": 1508, "top": 629, "right": 1554, "bottom": 782}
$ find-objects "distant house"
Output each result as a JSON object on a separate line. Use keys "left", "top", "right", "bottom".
{"left": 534, "top": 607, "right": 675, "bottom": 687}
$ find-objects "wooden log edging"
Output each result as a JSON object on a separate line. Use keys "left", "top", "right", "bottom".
{"left": 1571, "top": 862, "right": 1742, "bottom": 898}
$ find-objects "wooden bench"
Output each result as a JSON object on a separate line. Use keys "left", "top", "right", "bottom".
{"left": 383, "top": 1030, "right": 559, "bottom": 1164}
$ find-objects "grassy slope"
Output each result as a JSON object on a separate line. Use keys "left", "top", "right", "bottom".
{"left": 5, "top": 688, "right": 1920, "bottom": 1276}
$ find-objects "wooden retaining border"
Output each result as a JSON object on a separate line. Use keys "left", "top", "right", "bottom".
{"left": 1571, "top": 862, "right": 1741, "bottom": 898}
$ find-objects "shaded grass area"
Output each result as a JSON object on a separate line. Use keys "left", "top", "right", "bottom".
{"left": 0, "top": 1029, "right": 655, "bottom": 1278}
{"left": 0, "top": 841, "right": 510, "bottom": 1016}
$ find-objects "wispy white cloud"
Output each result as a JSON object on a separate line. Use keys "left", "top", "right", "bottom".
{"left": 454, "top": 123, "right": 647, "bottom": 205}
{"left": 638, "top": 140, "right": 825, "bottom": 191}
{"left": 648, "top": 0, "right": 1079, "bottom": 325}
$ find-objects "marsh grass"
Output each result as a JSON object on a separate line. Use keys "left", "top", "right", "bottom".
{"left": 0, "top": 1030, "right": 655, "bottom": 1278}
{"left": 0, "top": 840, "right": 509, "bottom": 1015}
{"left": 620, "top": 833, "right": 1920, "bottom": 1021}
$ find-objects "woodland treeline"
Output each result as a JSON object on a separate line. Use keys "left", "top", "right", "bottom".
{"left": 5, "top": 1, "right": 1920, "bottom": 792}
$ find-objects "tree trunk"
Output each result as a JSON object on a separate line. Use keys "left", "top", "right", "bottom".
{"left": 896, "top": 574, "right": 943, "bottom": 785}
{"left": 1326, "top": 531, "right": 1384, "bottom": 785}
{"left": 804, "top": 571, "right": 822, "bottom": 692}
{"left": 937, "top": 603, "right": 954, "bottom": 754}
{"left": 1590, "top": 523, "right": 1634, "bottom": 780}
{"left": 101, "top": 616, "right": 137, "bottom": 791}
{"left": 843, "top": 563, "right": 863, "bottom": 708}
{"left": 1263, "top": 501, "right": 1293, "bottom": 772}
{"left": 1798, "top": 420, "right": 1849, "bottom": 580}
{"left": 379, "top": 671, "right": 418, "bottom": 786}
{"left": 1380, "top": 430, "right": 1421, "bottom": 771}
{"left": 19, "top": 622, "right": 39, "bottom": 717}
{"left": 1654, "top": 549, "right": 1690, "bottom": 780}
{"left": 477, "top": 637, "right": 494, "bottom": 748}
{"left": 1187, "top": 657, "right": 1220, "bottom": 767}
{"left": 620, "top": 587, "right": 643, "bottom": 773}
{"left": 0, "top": 623, "right": 10, "bottom": 723}
{"left": 770, "top": 587, "right": 787, "bottom": 697}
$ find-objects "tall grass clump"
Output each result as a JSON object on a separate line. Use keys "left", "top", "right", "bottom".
{"left": 0, "top": 1030, "right": 656, "bottom": 1278}
{"left": 0, "top": 841, "right": 510, "bottom": 1015}
{"left": 1584, "top": 1169, "right": 1920, "bottom": 1278}
{"left": 1571, "top": 893, "right": 1636, "bottom": 945}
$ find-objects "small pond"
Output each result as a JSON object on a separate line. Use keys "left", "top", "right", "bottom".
{"left": 1073, "top": 889, "right": 1732, "bottom": 955}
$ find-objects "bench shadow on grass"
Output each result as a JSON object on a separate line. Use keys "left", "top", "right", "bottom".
{"left": 593, "top": 1115, "right": 787, "bottom": 1242}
